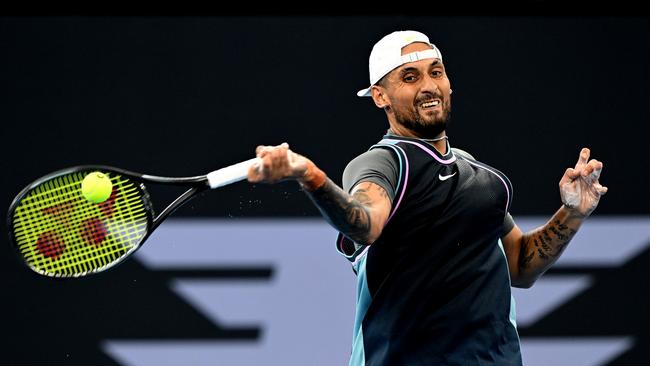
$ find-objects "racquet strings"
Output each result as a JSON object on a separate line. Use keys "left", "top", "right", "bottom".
{"left": 10, "top": 171, "right": 150, "bottom": 277}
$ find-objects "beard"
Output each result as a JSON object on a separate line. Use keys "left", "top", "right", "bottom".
{"left": 392, "top": 98, "right": 452, "bottom": 138}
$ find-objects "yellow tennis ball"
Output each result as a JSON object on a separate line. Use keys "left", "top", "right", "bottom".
{"left": 81, "top": 172, "right": 113, "bottom": 203}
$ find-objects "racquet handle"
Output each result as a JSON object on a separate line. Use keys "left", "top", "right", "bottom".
{"left": 207, "top": 157, "right": 261, "bottom": 189}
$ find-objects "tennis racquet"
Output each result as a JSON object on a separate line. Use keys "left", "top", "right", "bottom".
{"left": 7, "top": 158, "right": 260, "bottom": 278}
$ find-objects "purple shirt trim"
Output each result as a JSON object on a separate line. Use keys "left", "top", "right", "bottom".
{"left": 386, "top": 144, "right": 409, "bottom": 223}
{"left": 465, "top": 160, "right": 511, "bottom": 212}
{"left": 382, "top": 139, "right": 456, "bottom": 165}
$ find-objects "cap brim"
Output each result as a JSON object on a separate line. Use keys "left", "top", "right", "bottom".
{"left": 356, "top": 87, "right": 372, "bottom": 97}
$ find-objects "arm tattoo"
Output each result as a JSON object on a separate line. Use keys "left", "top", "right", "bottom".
{"left": 519, "top": 218, "right": 578, "bottom": 273}
{"left": 537, "top": 248, "right": 549, "bottom": 260}
{"left": 519, "top": 249, "right": 535, "bottom": 271}
{"left": 304, "top": 178, "right": 373, "bottom": 244}
{"left": 354, "top": 188, "right": 373, "bottom": 206}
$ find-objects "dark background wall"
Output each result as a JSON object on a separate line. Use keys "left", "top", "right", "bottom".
{"left": 1, "top": 16, "right": 648, "bottom": 365}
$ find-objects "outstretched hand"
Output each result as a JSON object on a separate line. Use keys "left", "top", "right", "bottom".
{"left": 247, "top": 143, "right": 310, "bottom": 184}
{"left": 559, "top": 147, "right": 608, "bottom": 218}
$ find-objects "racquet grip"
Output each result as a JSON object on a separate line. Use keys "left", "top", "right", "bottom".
{"left": 207, "top": 157, "right": 261, "bottom": 188}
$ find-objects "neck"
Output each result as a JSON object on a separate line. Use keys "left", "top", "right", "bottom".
{"left": 388, "top": 124, "right": 448, "bottom": 155}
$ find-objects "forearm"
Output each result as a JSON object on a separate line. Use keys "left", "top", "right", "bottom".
{"left": 247, "top": 143, "right": 387, "bottom": 245}
{"left": 303, "top": 178, "right": 374, "bottom": 245}
{"left": 517, "top": 205, "right": 584, "bottom": 286}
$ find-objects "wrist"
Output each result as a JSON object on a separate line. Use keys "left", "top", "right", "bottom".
{"left": 298, "top": 161, "right": 327, "bottom": 191}
{"left": 561, "top": 203, "right": 588, "bottom": 220}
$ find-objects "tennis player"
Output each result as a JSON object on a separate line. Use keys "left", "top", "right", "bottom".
{"left": 248, "top": 30, "right": 607, "bottom": 365}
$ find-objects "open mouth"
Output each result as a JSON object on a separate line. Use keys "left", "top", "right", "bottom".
{"left": 419, "top": 100, "right": 441, "bottom": 109}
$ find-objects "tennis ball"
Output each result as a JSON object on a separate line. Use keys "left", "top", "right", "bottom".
{"left": 81, "top": 172, "right": 113, "bottom": 203}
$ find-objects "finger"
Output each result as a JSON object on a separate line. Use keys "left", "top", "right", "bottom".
{"left": 247, "top": 164, "right": 260, "bottom": 182}
{"left": 260, "top": 154, "right": 273, "bottom": 177}
{"left": 575, "top": 147, "right": 590, "bottom": 169}
{"left": 586, "top": 159, "right": 601, "bottom": 167}
{"left": 268, "top": 150, "right": 283, "bottom": 175}
{"left": 559, "top": 167, "right": 576, "bottom": 187}
{"left": 287, "top": 149, "right": 296, "bottom": 164}
{"left": 256, "top": 145, "right": 274, "bottom": 158}
{"left": 247, "top": 158, "right": 265, "bottom": 182}
{"left": 271, "top": 144, "right": 289, "bottom": 166}
{"left": 592, "top": 167, "right": 602, "bottom": 180}
{"left": 259, "top": 146, "right": 286, "bottom": 181}
{"left": 561, "top": 167, "right": 579, "bottom": 181}
{"left": 580, "top": 159, "right": 602, "bottom": 177}
{"left": 597, "top": 184, "right": 608, "bottom": 195}
{"left": 587, "top": 160, "right": 603, "bottom": 179}
{"left": 587, "top": 159, "right": 602, "bottom": 169}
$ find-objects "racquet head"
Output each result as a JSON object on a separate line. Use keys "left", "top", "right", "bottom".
{"left": 7, "top": 167, "right": 155, "bottom": 278}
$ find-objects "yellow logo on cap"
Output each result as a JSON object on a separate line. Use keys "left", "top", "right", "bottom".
{"left": 404, "top": 35, "right": 416, "bottom": 43}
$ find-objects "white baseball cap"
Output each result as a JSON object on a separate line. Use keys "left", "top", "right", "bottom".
{"left": 357, "top": 30, "right": 443, "bottom": 97}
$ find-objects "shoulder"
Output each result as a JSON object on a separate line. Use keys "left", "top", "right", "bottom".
{"left": 345, "top": 147, "right": 399, "bottom": 172}
{"left": 342, "top": 147, "right": 401, "bottom": 197}
{"left": 451, "top": 147, "right": 476, "bottom": 161}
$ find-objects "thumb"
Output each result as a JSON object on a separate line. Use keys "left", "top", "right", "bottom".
{"left": 559, "top": 167, "right": 578, "bottom": 186}
{"left": 292, "top": 159, "right": 309, "bottom": 176}
{"left": 247, "top": 161, "right": 262, "bottom": 182}
{"left": 567, "top": 167, "right": 580, "bottom": 179}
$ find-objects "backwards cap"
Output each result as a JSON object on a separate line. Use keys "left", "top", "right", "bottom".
{"left": 357, "top": 30, "right": 443, "bottom": 97}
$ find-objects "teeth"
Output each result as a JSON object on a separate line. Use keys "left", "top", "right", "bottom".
{"left": 421, "top": 100, "right": 440, "bottom": 108}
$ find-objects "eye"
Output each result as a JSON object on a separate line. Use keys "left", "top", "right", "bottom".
{"left": 403, "top": 74, "right": 417, "bottom": 82}
{"left": 431, "top": 70, "right": 443, "bottom": 78}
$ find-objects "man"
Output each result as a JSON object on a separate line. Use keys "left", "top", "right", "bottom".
{"left": 247, "top": 30, "right": 607, "bottom": 365}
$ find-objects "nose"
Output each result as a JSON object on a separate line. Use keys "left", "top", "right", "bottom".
{"left": 420, "top": 74, "right": 440, "bottom": 95}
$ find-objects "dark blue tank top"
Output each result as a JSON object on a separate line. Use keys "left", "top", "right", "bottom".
{"left": 336, "top": 134, "right": 522, "bottom": 365}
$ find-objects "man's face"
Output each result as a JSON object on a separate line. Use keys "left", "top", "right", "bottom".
{"left": 378, "top": 42, "right": 452, "bottom": 138}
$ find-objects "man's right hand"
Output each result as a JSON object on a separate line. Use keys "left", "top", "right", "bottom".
{"left": 248, "top": 143, "right": 322, "bottom": 189}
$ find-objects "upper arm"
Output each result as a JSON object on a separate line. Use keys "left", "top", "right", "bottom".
{"left": 342, "top": 148, "right": 399, "bottom": 201}
{"left": 501, "top": 223, "right": 523, "bottom": 282}
{"left": 343, "top": 148, "right": 399, "bottom": 244}
{"left": 350, "top": 181, "right": 392, "bottom": 243}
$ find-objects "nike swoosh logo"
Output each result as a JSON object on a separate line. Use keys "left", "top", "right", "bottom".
{"left": 438, "top": 172, "right": 457, "bottom": 181}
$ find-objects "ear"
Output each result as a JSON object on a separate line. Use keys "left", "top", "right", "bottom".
{"left": 371, "top": 85, "right": 390, "bottom": 110}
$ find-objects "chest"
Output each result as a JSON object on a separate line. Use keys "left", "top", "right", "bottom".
{"left": 399, "top": 157, "right": 509, "bottom": 224}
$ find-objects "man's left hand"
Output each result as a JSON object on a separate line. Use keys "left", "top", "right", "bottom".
{"left": 559, "top": 147, "right": 608, "bottom": 218}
